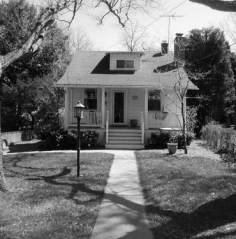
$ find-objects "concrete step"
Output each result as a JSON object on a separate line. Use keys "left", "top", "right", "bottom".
{"left": 105, "top": 144, "right": 144, "bottom": 149}
{"left": 109, "top": 136, "right": 142, "bottom": 141}
{"left": 109, "top": 132, "right": 142, "bottom": 136}
{"left": 108, "top": 140, "right": 143, "bottom": 144}
{"left": 106, "top": 128, "right": 143, "bottom": 149}
{"left": 109, "top": 130, "right": 142, "bottom": 134}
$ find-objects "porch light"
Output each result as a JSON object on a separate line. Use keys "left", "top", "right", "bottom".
{"left": 74, "top": 101, "right": 85, "bottom": 177}
{"left": 74, "top": 101, "right": 85, "bottom": 119}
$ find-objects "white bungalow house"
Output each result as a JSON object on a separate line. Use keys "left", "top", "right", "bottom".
{"left": 56, "top": 35, "right": 197, "bottom": 149}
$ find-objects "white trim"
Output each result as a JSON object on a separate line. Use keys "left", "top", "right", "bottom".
{"left": 101, "top": 87, "right": 105, "bottom": 128}
{"left": 69, "top": 88, "right": 72, "bottom": 125}
{"left": 55, "top": 84, "right": 183, "bottom": 90}
{"left": 144, "top": 89, "right": 148, "bottom": 130}
{"left": 64, "top": 88, "right": 69, "bottom": 129}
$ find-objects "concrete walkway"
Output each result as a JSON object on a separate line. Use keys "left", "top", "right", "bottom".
{"left": 91, "top": 150, "right": 153, "bottom": 239}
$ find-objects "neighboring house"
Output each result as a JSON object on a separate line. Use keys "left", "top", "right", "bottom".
{"left": 56, "top": 34, "right": 197, "bottom": 149}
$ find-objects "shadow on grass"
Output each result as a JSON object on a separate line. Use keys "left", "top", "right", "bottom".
{"left": 8, "top": 140, "right": 46, "bottom": 153}
{"left": 4, "top": 154, "right": 109, "bottom": 205}
{"left": 148, "top": 192, "right": 236, "bottom": 239}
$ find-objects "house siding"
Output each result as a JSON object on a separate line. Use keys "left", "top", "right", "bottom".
{"left": 127, "top": 89, "right": 144, "bottom": 126}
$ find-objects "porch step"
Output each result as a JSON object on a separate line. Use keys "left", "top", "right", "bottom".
{"left": 105, "top": 129, "right": 144, "bottom": 150}
{"left": 105, "top": 144, "right": 144, "bottom": 149}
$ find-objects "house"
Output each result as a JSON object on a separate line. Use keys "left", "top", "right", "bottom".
{"left": 56, "top": 34, "right": 197, "bottom": 149}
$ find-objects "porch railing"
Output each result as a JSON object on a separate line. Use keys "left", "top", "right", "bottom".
{"left": 70, "top": 111, "right": 102, "bottom": 126}
{"left": 148, "top": 112, "right": 182, "bottom": 128}
{"left": 140, "top": 112, "right": 144, "bottom": 144}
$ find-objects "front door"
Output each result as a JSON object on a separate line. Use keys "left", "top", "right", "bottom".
{"left": 113, "top": 90, "right": 126, "bottom": 124}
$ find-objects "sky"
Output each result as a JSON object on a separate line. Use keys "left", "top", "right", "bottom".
{"left": 67, "top": 0, "right": 235, "bottom": 51}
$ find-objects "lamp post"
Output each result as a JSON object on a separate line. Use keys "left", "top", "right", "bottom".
{"left": 74, "top": 101, "right": 85, "bottom": 177}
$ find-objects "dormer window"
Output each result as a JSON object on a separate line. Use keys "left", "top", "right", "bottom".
{"left": 116, "top": 60, "right": 134, "bottom": 69}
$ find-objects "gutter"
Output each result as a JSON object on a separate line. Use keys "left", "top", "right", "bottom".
{"left": 54, "top": 83, "right": 198, "bottom": 90}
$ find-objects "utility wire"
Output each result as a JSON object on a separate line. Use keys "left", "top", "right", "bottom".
{"left": 68, "top": 0, "right": 236, "bottom": 73}
{"left": 78, "top": 0, "right": 188, "bottom": 61}
{"left": 188, "top": 41, "right": 236, "bottom": 65}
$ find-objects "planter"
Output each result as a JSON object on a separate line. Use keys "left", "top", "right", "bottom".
{"left": 167, "top": 143, "right": 178, "bottom": 154}
{"left": 130, "top": 119, "right": 138, "bottom": 127}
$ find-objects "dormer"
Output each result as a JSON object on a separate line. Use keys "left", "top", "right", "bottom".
{"left": 109, "top": 52, "right": 143, "bottom": 71}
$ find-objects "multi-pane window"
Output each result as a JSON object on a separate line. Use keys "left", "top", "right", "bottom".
{"left": 84, "top": 89, "right": 97, "bottom": 110}
{"left": 116, "top": 60, "right": 134, "bottom": 69}
{"left": 148, "top": 90, "right": 161, "bottom": 111}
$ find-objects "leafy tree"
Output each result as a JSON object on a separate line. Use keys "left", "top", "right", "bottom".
{"left": 0, "top": 0, "right": 162, "bottom": 192}
{"left": 185, "top": 27, "right": 235, "bottom": 124}
{"left": 190, "top": 0, "right": 236, "bottom": 12}
{"left": 1, "top": 23, "right": 71, "bottom": 133}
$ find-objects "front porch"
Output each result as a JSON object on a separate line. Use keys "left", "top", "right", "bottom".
{"left": 65, "top": 87, "right": 184, "bottom": 149}
{"left": 68, "top": 111, "right": 182, "bottom": 149}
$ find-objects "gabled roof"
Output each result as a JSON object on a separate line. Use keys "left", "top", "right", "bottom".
{"left": 56, "top": 51, "right": 198, "bottom": 90}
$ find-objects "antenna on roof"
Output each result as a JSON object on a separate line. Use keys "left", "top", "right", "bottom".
{"left": 160, "top": 13, "right": 183, "bottom": 44}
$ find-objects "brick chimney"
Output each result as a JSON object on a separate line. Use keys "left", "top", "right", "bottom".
{"left": 161, "top": 41, "right": 168, "bottom": 54}
{"left": 174, "top": 33, "right": 188, "bottom": 63}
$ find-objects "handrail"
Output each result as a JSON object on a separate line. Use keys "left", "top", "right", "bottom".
{"left": 141, "top": 112, "right": 144, "bottom": 144}
{"left": 106, "top": 111, "right": 109, "bottom": 144}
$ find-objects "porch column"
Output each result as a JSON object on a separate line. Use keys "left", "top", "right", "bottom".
{"left": 144, "top": 88, "right": 148, "bottom": 129}
{"left": 64, "top": 88, "right": 70, "bottom": 129}
{"left": 101, "top": 87, "right": 105, "bottom": 128}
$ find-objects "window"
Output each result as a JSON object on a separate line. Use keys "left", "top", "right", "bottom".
{"left": 116, "top": 60, "right": 134, "bottom": 69}
{"left": 148, "top": 90, "right": 161, "bottom": 111}
{"left": 84, "top": 89, "right": 97, "bottom": 110}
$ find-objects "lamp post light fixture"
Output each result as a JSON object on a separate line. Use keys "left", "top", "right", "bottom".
{"left": 74, "top": 101, "right": 85, "bottom": 177}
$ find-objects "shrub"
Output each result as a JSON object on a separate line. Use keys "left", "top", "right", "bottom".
{"left": 201, "top": 122, "right": 236, "bottom": 163}
{"left": 169, "top": 132, "right": 195, "bottom": 149}
{"left": 41, "top": 129, "right": 77, "bottom": 150}
{"left": 150, "top": 131, "right": 195, "bottom": 149}
{"left": 186, "top": 106, "right": 199, "bottom": 133}
{"left": 150, "top": 132, "right": 170, "bottom": 148}
{"left": 81, "top": 130, "right": 99, "bottom": 148}
{"left": 41, "top": 129, "right": 99, "bottom": 150}
{"left": 201, "top": 122, "right": 222, "bottom": 148}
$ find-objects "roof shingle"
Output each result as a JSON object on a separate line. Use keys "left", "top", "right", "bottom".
{"left": 56, "top": 51, "right": 198, "bottom": 90}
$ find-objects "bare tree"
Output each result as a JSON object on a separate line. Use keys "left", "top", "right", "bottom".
{"left": 95, "top": 0, "right": 162, "bottom": 27}
{"left": 120, "top": 21, "right": 147, "bottom": 51}
{"left": 0, "top": 0, "right": 162, "bottom": 192}
{"left": 161, "top": 37, "right": 200, "bottom": 154}
{"left": 70, "top": 27, "right": 94, "bottom": 52}
{"left": 120, "top": 21, "right": 160, "bottom": 51}
{"left": 221, "top": 13, "right": 236, "bottom": 44}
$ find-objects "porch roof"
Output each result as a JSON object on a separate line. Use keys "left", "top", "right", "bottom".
{"left": 56, "top": 51, "right": 198, "bottom": 90}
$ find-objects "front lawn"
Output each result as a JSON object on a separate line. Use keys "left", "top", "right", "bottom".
{"left": 0, "top": 152, "right": 113, "bottom": 239}
{"left": 136, "top": 140, "right": 236, "bottom": 239}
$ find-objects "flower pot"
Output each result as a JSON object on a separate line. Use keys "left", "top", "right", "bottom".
{"left": 130, "top": 119, "right": 138, "bottom": 127}
{"left": 167, "top": 143, "right": 178, "bottom": 154}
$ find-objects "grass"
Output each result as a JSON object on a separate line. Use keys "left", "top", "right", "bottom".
{"left": 0, "top": 152, "right": 114, "bottom": 239}
{"left": 136, "top": 140, "right": 236, "bottom": 239}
